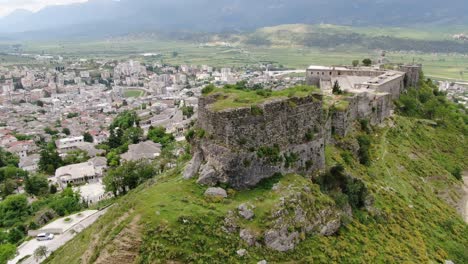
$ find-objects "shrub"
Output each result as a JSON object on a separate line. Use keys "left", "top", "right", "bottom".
{"left": 284, "top": 152, "right": 299, "bottom": 168}
{"left": 201, "top": 85, "right": 215, "bottom": 95}
{"left": 257, "top": 145, "right": 282, "bottom": 164}
{"left": 305, "top": 130, "right": 314, "bottom": 142}
{"left": 451, "top": 167, "right": 462, "bottom": 181}
{"left": 357, "top": 135, "right": 371, "bottom": 166}
{"left": 250, "top": 105, "right": 264, "bottom": 116}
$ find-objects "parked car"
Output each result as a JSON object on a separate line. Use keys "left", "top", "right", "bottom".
{"left": 36, "top": 233, "right": 54, "bottom": 241}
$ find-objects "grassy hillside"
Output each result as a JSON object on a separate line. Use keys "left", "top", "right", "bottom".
{"left": 45, "top": 80, "right": 467, "bottom": 263}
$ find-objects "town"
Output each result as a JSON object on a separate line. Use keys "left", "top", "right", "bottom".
{"left": 0, "top": 53, "right": 465, "bottom": 264}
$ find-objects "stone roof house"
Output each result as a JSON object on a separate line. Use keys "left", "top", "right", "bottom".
{"left": 121, "top": 141, "right": 162, "bottom": 162}
{"left": 55, "top": 157, "right": 107, "bottom": 188}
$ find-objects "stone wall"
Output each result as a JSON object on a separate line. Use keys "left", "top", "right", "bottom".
{"left": 188, "top": 71, "right": 402, "bottom": 189}
{"left": 198, "top": 94, "right": 324, "bottom": 149}
{"left": 191, "top": 94, "right": 327, "bottom": 189}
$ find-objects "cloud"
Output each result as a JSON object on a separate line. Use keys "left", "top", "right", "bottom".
{"left": 0, "top": 0, "right": 89, "bottom": 17}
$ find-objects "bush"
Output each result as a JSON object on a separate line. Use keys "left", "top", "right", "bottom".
{"left": 451, "top": 167, "right": 462, "bottom": 181}
{"left": 201, "top": 85, "right": 215, "bottom": 95}
{"left": 357, "top": 135, "right": 371, "bottom": 166}
{"left": 250, "top": 105, "right": 264, "bottom": 116}
{"left": 257, "top": 145, "right": 282, "bottom": 164}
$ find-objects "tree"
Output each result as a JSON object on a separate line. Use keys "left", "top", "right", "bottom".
{"left": 332, "top": 80, "right": 342, "bottom": 95}
{"left": 49, "top": 188, "right": 82, "bottom": 216}
{"left": 0, "top": 179, "right": 17, "bottom": 198}
{"left": 62, "top": 128, "right": 71, "bottom": 136}
{"left": 34, "top": 246, "right": 48, "bottom": 261}
{"left": 0, "top": 244, "right": 16, "bottom": 264}
{"left": 104, "top": 161, "right": 157, "bottom": 196}
{"left": 352, "top": 60, "right": 359, "bottom": 67}
{"left": 0, "top": 194, "right": 30, "bottom": 227}
{"left": 172, "top": 51, "right": 179, "bottom": 58}
{"left": 362, "top": 58, "right": 372, "bottom": 66}
{"left": 0, "top": 148, "right": 19, "bottom": 168}
{"left": 181, "top": 106, "right": 194, "bottom": 118}
{"left": 122, "top": 127, "right": 143, "bottom": 144}
{"left": 147, "top": 126, "right": 175, "bottom": 148}
{"left": 49, "top": 184, "right": 58, "bottom": 194}
{"left": 25, "top": 175, "right": 49, "bottom": 196}
{"left": 38, "top": 145, "right": 62, "bottom": 175}
{"left": 83, "top": 132, "right": 94, "bottom": 143}
{"left": 63, "top": 150, "right": 89, "bottom": 166}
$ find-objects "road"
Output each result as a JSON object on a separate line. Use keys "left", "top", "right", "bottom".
{"left": 9, "top": 208, "right": 110, "bottom": 264}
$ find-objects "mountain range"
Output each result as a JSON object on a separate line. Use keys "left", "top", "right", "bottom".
{"left": 0, "top": 0, "right": 467, "bottom": 40}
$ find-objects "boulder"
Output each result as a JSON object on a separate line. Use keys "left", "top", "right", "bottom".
{"left": 239, "top": 229, "right": 257, "bottom": 246}
{"left": 183, "top": 151, "right": 202, "bottom": 179}
{"left": 319, "top": 219, "right": 341, "bottom": 236}
{"left": 204, "top": 187, "right": 227, "bottom": 198}
{"left": 257, "top": 260, "right": 268, "bottom": 264}
{"left": 238, "top": 203, "right": 255, "bottom": 220}
{"left": 223, "top": 210, "right": 238, "bottom": 233}
{"left": 264, "top": 228, "right": 299, "bottom": 252}
{"left": 197, "top": 163, "right": 219, "bottom": 186}
{"left": 236, "top": 249, "right": 247, "bottom": 257}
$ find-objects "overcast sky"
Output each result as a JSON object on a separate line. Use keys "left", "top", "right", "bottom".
{"left": 0, "top": 0, "right": 89, "bottom": 17}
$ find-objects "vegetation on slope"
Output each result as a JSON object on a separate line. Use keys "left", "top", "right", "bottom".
{"left": 45, "top": 78, "right": 467, "bottom": 263}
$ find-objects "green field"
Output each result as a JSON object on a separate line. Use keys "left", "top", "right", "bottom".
{"left": 124, "top": 90, "right": 145, "bottom": 98}
{"left": 2, "top": 23, "right": 468, "bottom": 81}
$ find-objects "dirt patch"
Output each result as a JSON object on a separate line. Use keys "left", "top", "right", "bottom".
{"left": 460, "top": 172, "right": 468, "bottom": 223}
{"left": 81, "top": 211, "right": 133, "bottom": 264}
{"left": 94, "top": 214, "right": 142, "bottom": 264}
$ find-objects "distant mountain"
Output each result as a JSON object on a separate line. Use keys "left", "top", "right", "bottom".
{"left": 0, "top": 0, "right": 467, "bottom": 39}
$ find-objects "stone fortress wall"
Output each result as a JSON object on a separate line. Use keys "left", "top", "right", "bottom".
{"left": 185, "top": 64, "right": 422, "bottom": 189}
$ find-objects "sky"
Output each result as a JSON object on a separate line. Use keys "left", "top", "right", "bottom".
{"left": 0, "top": 0, "right": 89, "bottom": 17}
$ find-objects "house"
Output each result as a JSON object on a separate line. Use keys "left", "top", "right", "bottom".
{"left": 55, "top": 157, "right": 107, "bottom": 188}
{"left": 19, "top": 154, "right": 40, "bottom": 173}
{"left": 121, "top": 141, "right": 162, "bottom": 162}
{"left": 55, "top": 136, "right": 84, "bottom": 152}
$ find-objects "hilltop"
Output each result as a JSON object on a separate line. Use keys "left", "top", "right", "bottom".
{"left": 43, "top": 76, "right": 468, "bottom": 263}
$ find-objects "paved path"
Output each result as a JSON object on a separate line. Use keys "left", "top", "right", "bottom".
{"left": 9, "top": 208, "right": 109, "bottom": 264}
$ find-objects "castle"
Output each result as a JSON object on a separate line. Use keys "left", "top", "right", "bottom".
{"left": 184, "top": 64, "right": 422, "bottom": 189}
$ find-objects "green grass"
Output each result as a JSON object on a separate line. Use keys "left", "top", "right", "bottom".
{"left": 205, "top": 85, "right": 320, "bottom": 111}
{"left": 45, "top": 110, "right": 468, "bottom": 263}
{"left": 124, "top": 90, "right": 145, "bottom": 98}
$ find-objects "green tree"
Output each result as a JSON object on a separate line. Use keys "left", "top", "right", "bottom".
{"left": 181, "top": 106, "right": 194, "bottom": 118}
{"left": 362, "top": 58, "right": 372, "bottom": 66}
{"left": 352, "top": 60, "right": 359, "bottom": 67}
{"left": 62, "top": 150, "right": 89, "bottom": 166}
{"left": 147, "top": 126, "right": 174, "bottom": 148}
{"left": 104, "top": 161, "right": 157, "bottom": 196}
{"left": 0, "top": 179, "right": 17, "bottom": 198}
{"left": 0, "top": 243, "right": 16, "bottom": 264}
{"left": 7, "top": 227, "right": 24, "bottom": 244}
{"left": 38, "top": 144, "right": 62, "bottom": 175}
{"left": 49, "top": 188, "right": 82, "bottom": 216}
{"left": 0, "top": 194, "right": 29, "bottom": 227}
{"left": 83, "top": 132, "right": 94, "bottom": 143}
{"left": 25, "top": 175, "right": 49, "bottom": 196}
{"left": 0, "top": 148, "right": 19, "bottom": 167}
{"left": 332, "top": 80, "right": 342, "bottom": 95}
{"left": 122, "top": 127, "right": 143, "bottom": 145}
{"left": 62, "top": 128, "right": 71, "bottom": 136}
